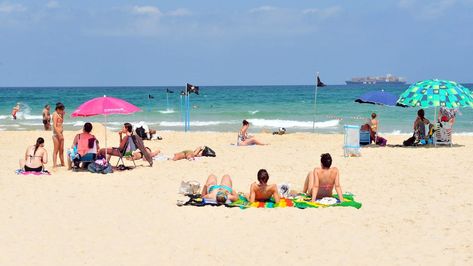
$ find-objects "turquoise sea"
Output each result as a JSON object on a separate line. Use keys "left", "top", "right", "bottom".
{"left": 1, "top": 84, "right": 472, "bottom": 134}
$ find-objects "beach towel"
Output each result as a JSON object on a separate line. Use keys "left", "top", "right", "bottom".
{"left": 15, "top": 169, "right": 51, "bottom": 175}
{"left": 180, "top": 193, "right": 362, "bottom": 209}
{"left": 292, "top": 193, "right": 362, "bottom": 209}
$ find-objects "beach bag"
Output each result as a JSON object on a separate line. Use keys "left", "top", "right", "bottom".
{"left": 135, "top": 126, "right": 148, "bottom": 140}
{"left": 179, "top": 180, "right": 201, "bottom": 195}
{"left": 403, "top": 135, "right": 416, "bottom": 146}
{"left": 202, "top": 146, "right": 216, "bottom": 157}
{"left": 88, "top": 159, "right": 113, "bottom": 174}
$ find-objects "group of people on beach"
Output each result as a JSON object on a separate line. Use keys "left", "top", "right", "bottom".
{"left": 201, "top": 153, "right": 344, "bottom": 204}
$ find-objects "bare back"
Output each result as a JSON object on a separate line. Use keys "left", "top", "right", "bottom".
{"left": 25, "top": 145, "right": 48, "bottom": 168}
{"left": 250, "top": 182, "right": 280, "bottom": 203}
{"left": 313, "top": 167, "right": 339, "bottom": 199}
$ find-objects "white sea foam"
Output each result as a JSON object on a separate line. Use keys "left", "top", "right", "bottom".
{"left": 72, "top": 121, "right": 86, "bottom": 127}
{"left": 159, "top": 121, "right": 236, "bottom": 127}
{"left": 0, "top": 115, "right": 8, "bottom": 120}
{"left": 249, "top": 110, "right": 259, "bottom": 115}
{"left": 159, "top": 109, "right": 176, "bottom": 114}
{"left": 248, "top": 119, "right": 339, "bottom": 129}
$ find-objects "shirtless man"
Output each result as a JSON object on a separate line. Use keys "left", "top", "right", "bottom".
{"left": 42, "top": 104, "right": 51, "bottom": 130}
{"left": 249, "top": 169, "right": 280, "bottom": 203}
{"left": 11, "top": 103, "right": 20, "bottom": 120}
{"left": 201, "top": 174, "right": 239, "bottom": 204}
{"left": 303, "top": 153, "right": 344, "bottom": 202}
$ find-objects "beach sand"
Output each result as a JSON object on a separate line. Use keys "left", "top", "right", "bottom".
{"left": 1, "top": 130, "right": 472, "bottom": 265}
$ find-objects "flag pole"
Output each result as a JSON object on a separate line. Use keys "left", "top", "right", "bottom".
{"left": 186, "top": 93, "right": 191, "bottom": 131}
{"left": 312, "top": 72, "right": 319, "bottom": 133}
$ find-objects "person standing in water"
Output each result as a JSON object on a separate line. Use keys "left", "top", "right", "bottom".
{"left": 42, "top": 104, "right": 51, "bottom": 131}
{"left": 52, "top": 102, "right": 65, "bottom": 167}
{"left": 11, "top": 103, "right": 20, "bottom": 120}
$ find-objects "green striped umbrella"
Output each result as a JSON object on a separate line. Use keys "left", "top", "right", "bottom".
{"left": 397, "top": 79, "right": 473, "bottom": 108}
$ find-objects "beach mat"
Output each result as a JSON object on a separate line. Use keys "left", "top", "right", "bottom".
{"left": 180, "top": 193, "right": 361, "bottom": 209}
{"left": 292, "top": 193, "right": 362, "bottom": 209}
{"left": 15, "top": 169, "right": 51, "bottom": 175}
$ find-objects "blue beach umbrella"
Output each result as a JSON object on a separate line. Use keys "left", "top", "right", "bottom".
{"left": 355, "top": 90, "right": 407, "bottom": 107}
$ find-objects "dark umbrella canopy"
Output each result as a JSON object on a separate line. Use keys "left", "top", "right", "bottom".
{"left": 355, "top": 90, "right": 407, "bottom": 107}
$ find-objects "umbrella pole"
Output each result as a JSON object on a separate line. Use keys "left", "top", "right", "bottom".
{"left": 104, "top": 114, "right": 108, "bottom": 158}
{"left": 312, "top": 72, "right": 319, "bottom": 133}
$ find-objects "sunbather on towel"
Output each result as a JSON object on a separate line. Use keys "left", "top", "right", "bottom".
{"left": 99, "top": 122, "right": 132, "bottom": 160}
{"left": 126, "top": 147, "right": 160, "bottom": 161}
{"left": 302, "top": 153, "right": 344, "bottom": 202}
{"left": 201, "top": 174, "right": 239, "bottom": 204}
{"left": 249, "top": 169, "right": 280, "bottom": 203}
{"left": 19, "top": 137, "right": 48, "bottom": 172}
{"left": 172, "top": 146, "right": 204, "bottom": 161}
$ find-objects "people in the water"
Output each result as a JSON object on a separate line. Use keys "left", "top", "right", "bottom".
{"left": 42, "top": 104, "right": 51, "bottom": 131}
{"left": 11, "top": 103, "right": 20, "bottom": 120}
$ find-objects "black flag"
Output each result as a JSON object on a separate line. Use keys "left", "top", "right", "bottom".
{"left": 166, "top": 88, "right": 174, "bottom": 93}
{"left": 317, "top": 76, "right": 326, "bottom": 87}
{"left": 186, "top": 83, "right": 199, "bottom": 95}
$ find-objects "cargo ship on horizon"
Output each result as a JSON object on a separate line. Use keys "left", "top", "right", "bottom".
{"left": 346, "top": 74, "right": 406, "bottom": 85}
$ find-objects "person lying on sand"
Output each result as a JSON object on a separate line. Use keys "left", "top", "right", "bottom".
{"left": 19, "top": 137, "right": 48, "bottom": 172}
{"left": 249, "top": 169, "right": 280, "bottom": 203}
{"left": 237, "top": 119, "right": 267, "bottom": 146}
{"left": 126, "top": 147, "right": 160, "bottom": 161}
{"left": 201, "top": 174, "right": 239, "bottom": 204}
{"left": 172, "top": 146, "right": 205, "bottom": 161}
{"left": 302, "top": 153, "right": 344, "bottom": 202}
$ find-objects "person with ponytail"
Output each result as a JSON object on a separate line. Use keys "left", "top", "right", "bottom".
{"left": 249, "top": 169, "right": 280, "bottom": 203}
{"left": 19, "top": 137, "right": 48, "bottom": 172}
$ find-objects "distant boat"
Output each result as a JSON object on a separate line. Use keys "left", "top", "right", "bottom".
{"left": 317, "top": 76, "right": 326, "bottom": 87}
{"left": 346, "top": 74, "right": 406, "bottom": 85}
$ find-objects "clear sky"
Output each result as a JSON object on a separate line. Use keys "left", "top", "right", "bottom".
{"left": 0, "top": 0, "right": 472, "bottom": 86}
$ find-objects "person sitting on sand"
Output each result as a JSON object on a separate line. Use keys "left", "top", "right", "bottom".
{"left": 19, "top": 137, "right": 48, "bottom": 172}
{"left": 172, "top": 146, "right": 205, "bottom": 161}
{"left": 201, "top": 174, "right": 239, "bottom": 204}
{"left": 249, "top": 169, "right": 280, "bottom": 203}
{"left": 126, "top": 147, "right": 160, "bottom": 161}
{"left": 237, "top": 119, "right": 267, "bottom": 146}
{"left": 413, "top": 109, "right": 432, "bottom": 141}
{"left": 11, "top": 103, "right": 20, "bottom": 120}
{"left": 68, "top": 122, "right": 100, "bottom": 170}
{"left": 302, "top": 153, "right": 344, "bottom": 202}
{"left": 99, "top": 122, "right": 133, "bottom": 160}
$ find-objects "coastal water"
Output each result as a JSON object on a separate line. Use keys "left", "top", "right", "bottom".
{"left": 1, "top": 85, "right": 472, "bottom": 134}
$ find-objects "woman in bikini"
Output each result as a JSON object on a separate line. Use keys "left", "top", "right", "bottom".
{"left": 249, "top": 169, "right": 280, "bottom": 203}
{"left": 201, "top": 174, "right": 239, "bottom": 204}
{"left": 237, "top": 119, "right": 267, "bottom": 146}
{"left": 19, "top": 137, "right": 48, "bottom": 172}
{"left": 52, "top": 102, "right": 65, "bottom": 168}
{"left": 172, "top": 146, "right": 204, "bottom": 161}
{"left": 302, "top": 153, "right": 344, "bottom": 202}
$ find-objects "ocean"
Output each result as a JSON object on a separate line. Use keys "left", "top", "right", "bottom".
{"left": 1, "top": 85, "right": 472, "bottom": 134}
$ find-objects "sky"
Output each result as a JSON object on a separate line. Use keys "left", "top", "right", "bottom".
{"left": 0, "top": 0, "right": 472, "bottom": 86}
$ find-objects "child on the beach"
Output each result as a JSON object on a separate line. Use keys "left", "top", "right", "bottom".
{"left": 302, "top": 153, "right": 344, "bottom": 202}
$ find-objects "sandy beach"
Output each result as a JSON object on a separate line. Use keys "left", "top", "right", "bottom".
{"left": 0, "top": 129, "right": 472, "bottom": 265}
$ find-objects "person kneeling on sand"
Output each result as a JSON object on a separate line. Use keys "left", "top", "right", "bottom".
{"left": 201, "top": 174, "right": 239, "bottom": 204}
{"left": 249, "top": 169, "right": 280, "bottom": 203}
{"left": 302, "top": 153, "right": 344, "bottom": 202}
{"left": 172, "top": 146, "right": 205, "bottom": 161}
{"left": 20, "top": 137, "right": 48, "bottom": 172}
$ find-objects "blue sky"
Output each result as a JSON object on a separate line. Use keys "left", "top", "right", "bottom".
{"left": 0, "top": 0, "right": 472, "bottom": 86}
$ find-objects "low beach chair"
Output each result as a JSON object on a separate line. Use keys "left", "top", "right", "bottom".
{"left": 434, "top": 122, "right": 453, "bottom": 147}
{"left": 114, "top": 136, "right": 137, "bottom": 167}
{"left": 343, "top": 125, "right": 361, "bottom": 157}
{"left": 359, "top": 125, "right": 371, "bottom": 146}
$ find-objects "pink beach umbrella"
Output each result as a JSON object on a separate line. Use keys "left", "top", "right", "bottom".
{"left": 71, "top": 95, "right": 141, "bottom": 150}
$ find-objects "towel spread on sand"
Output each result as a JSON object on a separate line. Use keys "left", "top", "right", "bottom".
{"left": 181, "top": 193, "right": 362, "bottom": 209}
{"left": 15, "top": 169, "right": 51, "bottom": 175}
